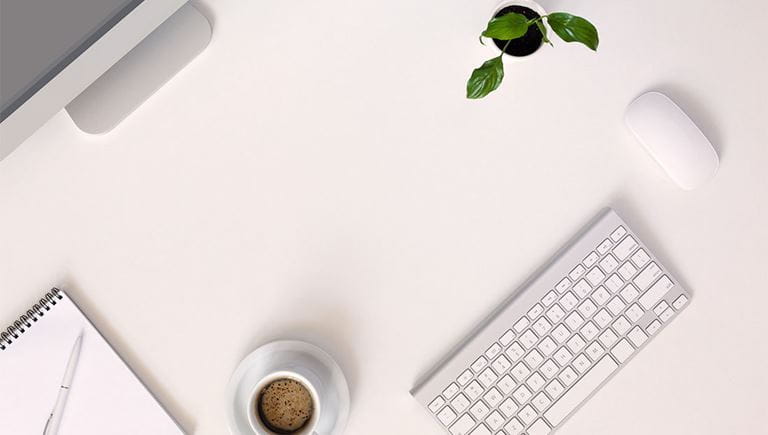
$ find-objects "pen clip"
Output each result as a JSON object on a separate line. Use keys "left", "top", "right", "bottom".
{"left": 43, "top": 413, "right": 53, "bottom": 435}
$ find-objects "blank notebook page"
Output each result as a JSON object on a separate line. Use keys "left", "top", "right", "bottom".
{"left": 0, "top": 290, "right": 184, "bottom": 435}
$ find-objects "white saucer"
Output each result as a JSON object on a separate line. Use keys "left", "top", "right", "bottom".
{"left": 225, "top": 340, "right": 350, "bottom": 435}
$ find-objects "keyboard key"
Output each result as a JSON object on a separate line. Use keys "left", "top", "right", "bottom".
{"left": 511, "top": 362, "right": 531, "bottom": 382}
{"left": 429, "top": 396, "right": 445, "bottom": 412}
{"left": 438, "top": 406, "right": 458, "bottom": 425}
{"left": 613, "top": 236, "right": 638, "bottom": 260}
{"left": 580, "top": 321, "right": 599, "bottom": 341}
{"left": 497, "top": 374, "right": 516, "bottom": 395}
{"left": 532, "top": 392, "right": 552, "bottom": 412}
{"left": 513, "top": 317, "right": 530, "bottom": 333}
{"left": 492, "top": 355, "right": 511, "bottom": 373}
{"left": 628, "top": 326, "right": 649, "bottom": 347}
{"left": 610, "top": 226, "right": 627, "bottom": 241}
{"left": 612, "top": 316, "right": 631, "bottom": 335}
{"left": 542, "top": 290, "right": 558, "bottom": 306}
{"left": 451, "top": 393, "right": 471, "bottom": 413}
{"left": 532, "top": 317, "right": 552, "bottom": 336}
{"left": 505, "top": 342, "right": 525, "bottom": 361}
{"left": 611, "top": 339, "right": 635, "bottom": 363}
{"left": 524, "top": 349, "right": 544, "bottom": 368}
{"left": 599, "top": 254, "right": 619, "bottom": 273}
{"left": 592, "top": 286, "right": 610, "bottom": 305}
{"left": 469, "top": 424, "right": 491, "bottom": 435}
{"left": 586, "top": 267, "right": 605, "bottom": 286}
{"left": 646, "top": 319, "right": 662, "bottom": 335}
{"left": 618, "top": 261, "right": 638, "bottom": 280}
{"left": 519, "top": 404, "right": 537, "bottom": 425}
{"left": 513, "top": 385, "right": 532, "bottom": 404}
{"left": 527, "top": 303, "right": 544, "bottom": 319}
{"left": 503, "top": 417, "right": 524, "bottom": 435}
{"left": 631, "top": 248, "right": 651, "bottom": 268}
{"left": 573, "top": 354, "right": 591, "bottom": 373}
{"left": 599, "top": 329, "right": 618, "bottom": 347}
{"left": 567, "top": 334, "right": 586, "bottom": 353}
{"left": 527, "top": 419, "right": 552, "bottom": 435}
{"left": 540, "top": 359, "right": 559, "bottom": 379}
{"left": 485, "top": 410, "right": 505, "bottom": 431}
{"left": 583, "top": 251, "right": 599, "bottom": 267}
{"left": 544, "top": 356, "right": 618, "bottom": 425}
{"left": 565, "top": 311, "right": 585, "bottom": 330}
{"left": 605, "top": 274, "right": 624, "bottom": 293}
{"left": 673, "top": 294, "right": 689, "bottom": 309}
{"left": 546, "top": 304, "right": 566, "bottom": 323}
{"left": 578, "top": 299, "right": 597, "bottom": 318}
{"left": 485, "top": 343, "right": 502, "bottom": 359}
{"left": 471, "top": 356, "right": 488, "bottom": 373}
{"left": 499, "top": 329, "right": 515, "bottom": 346}
{"left": 483, "top": 387, "right": 503, "bottom": 408}
{"left": 539, "top": 337, "right": 557, "bottom": 355}
{"left": 465, "top": 380, "right": 484, "bottom": 400}
{"left": 654, "top": 301, "right": 670, "bottom": 316}
{"left": 499, "top": 397, "right": 518, "bottom": 418}
{"left": 443, "top": 383, "right": 460, "bottom": 399}
{"left": 634, "top": 262, "right": 662, "bottom": 290}
{"left": 585, "top": 341, "right": 604, "bottom": 361}
{"left": 626, "top": 303, "right": 644, "bottom": 322}
{"left": 556, "top": 278, "right": 571, "bottom": 293}
{"left": 545, "top": 379, "right": 565, "bottom": 398}
{"left": 560, "top": 292, "right": 578, "bottom": 310}
{"left": 448, "top": 413, "right": 473, "bottom": 434}
{"left": 594, "top": 308, "right": 612, "bottom": 328}
{"left": 526, "top": 372, "right": 546, "bottom": 391}
{"left": 558, "top": 366, "right": 578, "bottom": 386}
{"left": 660, "top": 307, "right": 674, "bottom": 322}
{"left": 519, "top": 330, "right": 538, "bottom": 349}
{"left": 573, "top": 279, "right": 592, "bottom": 298}
{"left": 639, "top": 275, "right": 674, "bottom": 309}
{"left": 554, "top": 347, "right": 573, "bottom": 366}
{"left": 597, "top": 239, "right": 613, "bottom": 254}
{"left": 478, "top": 367, "right": 498, "bottom": 387}
{"left": 607, "top": 296, "right": 626, "bottom": 315}
{"left": 569, "top": 264, "right": 586, "bottom": 281}
{"left": 469, "top": 400, "right": 490, "bottom": 420}
{"left": 620, "top": 283, "right": 640, "bottom": 302}
{"left": 457, "top": 369, "right": 473, "bottom": 386}
{"left": 552, "top": 324, "right": 570, "bottom": 343}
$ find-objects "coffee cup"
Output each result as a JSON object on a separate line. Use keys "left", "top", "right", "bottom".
{"left": 248, "top": 371, "right": 321, "bottom": 435}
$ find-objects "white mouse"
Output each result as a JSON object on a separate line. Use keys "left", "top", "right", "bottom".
{"left": 625, "top": 91, "right": 719, "bottom": 190}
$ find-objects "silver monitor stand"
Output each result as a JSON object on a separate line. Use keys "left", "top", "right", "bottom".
{"left": 65, "top": 3, "right": 211, "bottom": 134}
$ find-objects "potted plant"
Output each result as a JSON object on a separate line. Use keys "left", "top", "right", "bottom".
{"left": 467, "top": 0, "right": 600, "bottom": 99}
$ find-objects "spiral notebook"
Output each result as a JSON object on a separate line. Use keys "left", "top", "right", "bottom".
{"left": 0, "top": 289, "right": 185, "bottom": 435}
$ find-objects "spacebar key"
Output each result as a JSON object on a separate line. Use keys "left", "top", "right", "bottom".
{"left": 544, "top": 356, "right": 618, "bottom": 426}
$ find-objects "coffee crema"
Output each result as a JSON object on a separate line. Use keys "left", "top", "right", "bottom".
{"left": 257, "top": 378, "right": 314, "bottom": 434}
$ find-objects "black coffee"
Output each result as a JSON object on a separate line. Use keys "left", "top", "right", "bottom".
{"left": 256, "top": 378, "right": 314, "bottom": 434}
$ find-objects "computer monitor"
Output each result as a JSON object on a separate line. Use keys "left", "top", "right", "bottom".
{"left": 0, "top": 0, "right": 205, "bottom": 161}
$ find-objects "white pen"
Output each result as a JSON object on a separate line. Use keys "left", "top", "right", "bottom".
{"left": 43, "top": 332, "right": 83, "bottom": 435}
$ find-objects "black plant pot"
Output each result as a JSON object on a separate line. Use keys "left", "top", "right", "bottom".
{"left": 491, "top": 3, "right": 545, "bottom": 57}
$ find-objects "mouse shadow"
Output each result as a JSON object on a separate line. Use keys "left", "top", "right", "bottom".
{"left": 57, "top": 274, "right": 197, "bottom": 434}
{"left": 241, "top": 299, "right": 360, "bottom": 403}
{"left": 643, "top": 83, "right": 725, "bottom": 160}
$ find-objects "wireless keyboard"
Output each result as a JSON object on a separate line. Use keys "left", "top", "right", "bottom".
{"left": 412, "top": 209, "right": 691, "bottom": 435}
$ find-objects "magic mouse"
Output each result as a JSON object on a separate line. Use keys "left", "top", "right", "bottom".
{"left": 625, "top": 91, "right": 719, "bottom": 190}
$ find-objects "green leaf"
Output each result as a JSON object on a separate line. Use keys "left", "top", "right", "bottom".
{"left": 482, "top": 13, "right": 530, "bottom": 41}
{"left": 466, "top": 56, "right": 504, "bottom": 99}
{"left": 547, "top": 12, "right": 599, "bottom": 50}
{"left": 535, "top": 20, "right": 552, "bottom": 46}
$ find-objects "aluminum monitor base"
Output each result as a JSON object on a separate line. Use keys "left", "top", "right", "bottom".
{"left": 66, "top": 3, "right": 211, "bottom": 134}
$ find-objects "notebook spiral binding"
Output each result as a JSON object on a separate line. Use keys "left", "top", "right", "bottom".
{"left": 0, "top": 288, "right": 63, "bottom": 351}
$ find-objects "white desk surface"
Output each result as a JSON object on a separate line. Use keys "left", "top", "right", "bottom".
{"left": 1, "top": 0, "right": 767, "bottom": 433}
